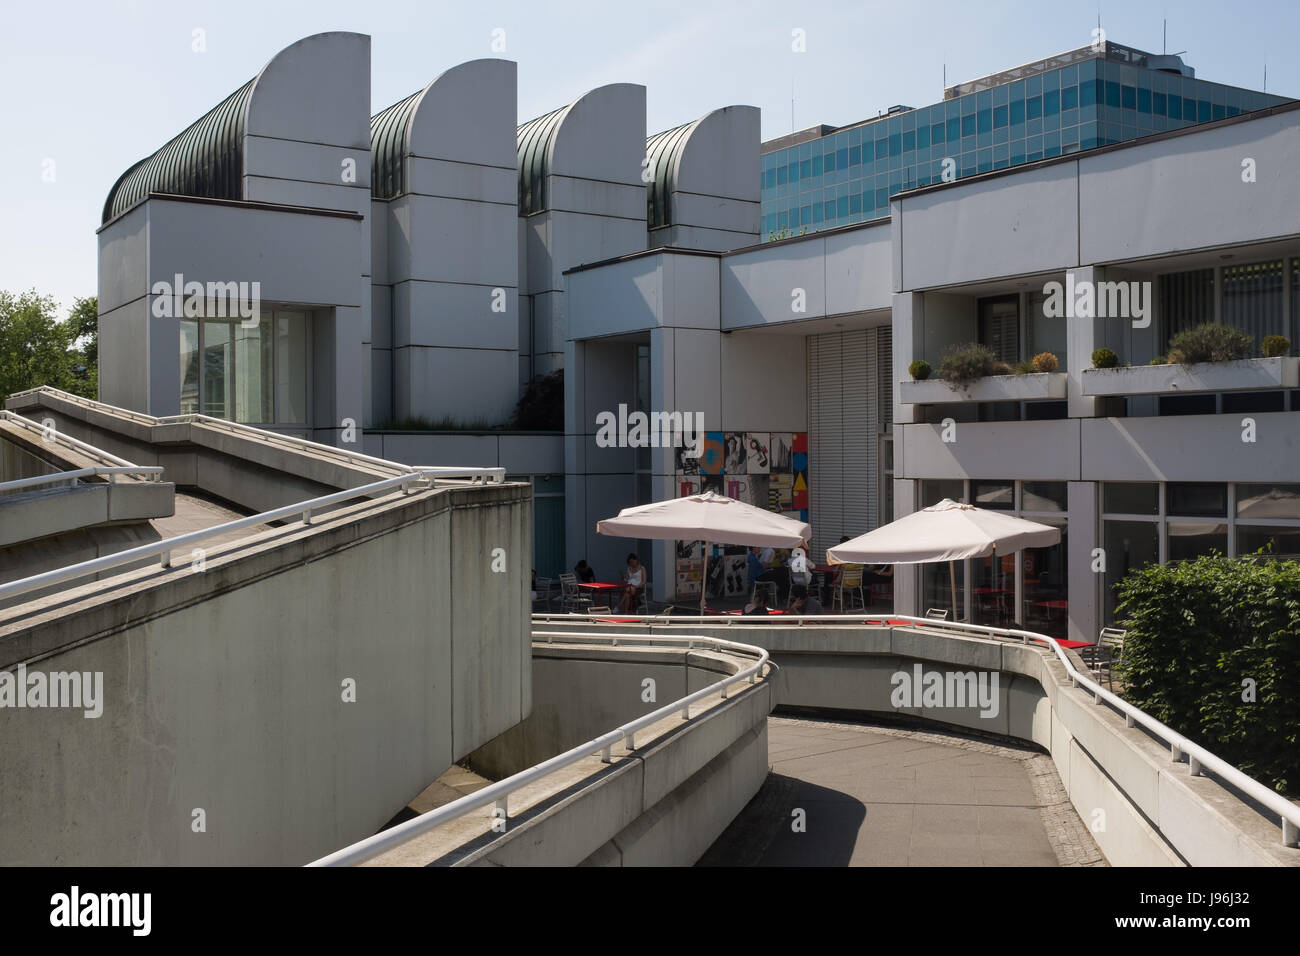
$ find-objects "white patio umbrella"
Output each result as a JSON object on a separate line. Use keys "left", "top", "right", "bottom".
{"left": 596, "top": 491, "right": 812, "bottom": 611}
{"left": 826, "top": 499, "right": 1061, "bottom": 619}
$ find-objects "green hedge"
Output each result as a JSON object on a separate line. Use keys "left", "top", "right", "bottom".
{"left": 1114, "top": 554, "right": 1300, "bottom": 794}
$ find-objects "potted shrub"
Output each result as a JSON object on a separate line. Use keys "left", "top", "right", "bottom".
{"left": 1031, "top": 351, "right": 1059, "bottom": 373}
{"left": 908, "top": 359, "right": 931, "bottom": 380}
{"left": 1013, "top": 360, "right": 1034, "bottom": 375}
{"left": 1262, "top": 335, "right": 1291, "bottom": 358}
{"left": 937, "top": 343, "right": 996, "bottom": 387}
{"left": 1149, "top": 355, "right": 1168, "bottom": 365}
{"left": 1091, "top": 348, "right": 1118, "bottom": 369}
{"left": 1166, "top": 323, "right": 1252, "bottom": 365}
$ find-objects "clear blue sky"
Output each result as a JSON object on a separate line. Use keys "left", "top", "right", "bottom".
{"left": 2, "top": 0, "right": 1296, "bottom": 311}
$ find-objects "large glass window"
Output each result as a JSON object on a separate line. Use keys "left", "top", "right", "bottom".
{"left": 1159, "top": 267, "right": 1215, "bottom": 344}
{"left": 1103, "top": 482, "right": 1158, "bottom": 515}
{"left": 1168, "top": 482, "right": 1227, "bottom": 518}
{"left": 1103, "top": 520, "right": 1158, "bottom": 623}
{"left": 1167, "top": 522, "right": 1228, "bottom": 561}
{"left": 1023, "top": 525, "right": 1067, "bottom": 634}
{"left": 1222, "top": 260, "right": 1285, "bottom": 350}
{"left": 181, "top": 308, "right": 310, "bottom": 426}
{"left": 978, "top": 295, "right": 1019, "bottom": 364}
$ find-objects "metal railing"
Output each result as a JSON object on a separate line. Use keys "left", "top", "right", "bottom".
{"left": 0, "top": 409, "right": 140, "bottom": 469}
{"left": 0, "top": 466, "right": 504, "bottom": 605}
{"left": 5, "top": 387, "right": 511, "bottom": 485}
{"left": 0, "top": 466, "right": 164, "bottom": 495}
{"left": 308, "top": 631, "right": 770, "bottom": 866}
{"left": 528, "top": 610, "right": 1300, "bottom": 848}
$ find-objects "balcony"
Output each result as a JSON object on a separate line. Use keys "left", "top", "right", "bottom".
{"left": 1080, "top": 357, "right": 1300, "bottom": 397}
{"left": 901, "top": 371, "right": 1068, "bottom": 404}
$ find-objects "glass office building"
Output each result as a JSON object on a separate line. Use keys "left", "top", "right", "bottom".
{"left": 760, "top": 42, "right": 1289, "bottom": 238}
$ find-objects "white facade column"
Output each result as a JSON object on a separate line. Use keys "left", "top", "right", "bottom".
{"left": 893, "top": 477, "right": 919, "bottom": 616}
{"left": 1067, "top": 479, "right": 1099, "bottom": 644}
{"left": 891, "top": 292, "right": 923, "bottom": 425}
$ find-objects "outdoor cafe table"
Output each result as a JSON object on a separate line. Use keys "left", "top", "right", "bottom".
{"left": 577, "top": 581, "right": 625, "bottom": 595}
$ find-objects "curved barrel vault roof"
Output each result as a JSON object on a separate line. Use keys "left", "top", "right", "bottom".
{"left": 645, "top": 105, "right": 760, "bottom": 231}
{"left": 102, "top": 32, "right": 369, "bottom": 224}
{"left": 516, "top": 83, "right": 646, "bottom": 216}
{"left": 371, "top": 59, "right": 517, "bottom": 201}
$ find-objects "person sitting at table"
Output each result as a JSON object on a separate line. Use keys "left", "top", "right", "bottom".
{"left": 619, "top": 553, "right": 645, "bottom": 613}
{"left": 743, "top": 592, "right": 770, "bottom": 615}
{"left": 753, "top": 545, "right": 791, "bottom": 606}
{"left": 863, "top": 563, "right": 893, "bottom": 585}
{"left": 789, "top": 584, "right": 823, "bottom": 616}
{"left": 574, "top": 559, "right": 596, "bottom": 583}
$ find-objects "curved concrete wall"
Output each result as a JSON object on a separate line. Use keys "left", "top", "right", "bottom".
{"left": 371, "top": 642, "right": 772, "bottom": 867}
{"left": 0, "top": 482, "right": 531, "bottom": 865}
{"left": 529, "top": 620, "right": 1300, "bottom": 868}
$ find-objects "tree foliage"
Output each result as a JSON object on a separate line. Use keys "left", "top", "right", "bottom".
{"left": 0, "top": 289, "right": 97, "bottom": 402}
{"left": 1115, "top": 553, "right": 1300, "bottom": 793}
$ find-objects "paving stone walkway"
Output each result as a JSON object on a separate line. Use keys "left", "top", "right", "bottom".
{"left": 698, "top": 715, "right": 1106, "bottom": 867}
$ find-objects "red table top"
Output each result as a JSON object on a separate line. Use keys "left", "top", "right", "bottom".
{"left": 1036, "top": 600, "right": 1069, "bottom": 609}
{"left": 1052, "top": 637, "right": 1093, "bottom": 649}
{"left": 577, "top": 581, "right": 624, "bottom": 590}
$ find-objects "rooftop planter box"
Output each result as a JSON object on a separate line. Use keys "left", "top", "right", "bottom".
{"left": 901, "top": 371, "right": 1068, "bottom": 404}
{"left": 1081, "top": 357, "right": 1300, "bottom": 397}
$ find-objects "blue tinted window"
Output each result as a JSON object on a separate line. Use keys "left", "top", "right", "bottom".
{"left": 1137, "top": 87, "right": 1151, "bottom": 113}
{"left": 812, "top": 154, "right": 822, "bottom": 177}
{"left": 836, "top": 195, "right": 849, "bottom": 217}
{"left": 764, "top": 168, "right": 776, "bottom": 188}
{"left": 1183, "top": 97, "right": 1196, "bottom": 119}
{"left": 1010, "top": 99, "right": 1025, "bottom": 124}
{"left": 931, "top": 122, "right": 945, "bottom": 144}
{"left": 888, "top": 133, "right": 901, "bottom": 156}
{"left": 875, "top": 138, "right": 887, "bottom": 160}
{"left": 1121, "top": 85, "right": 1136, "bottom": 110}
{"left": 1105, "top": 81, "right": 1121, "bottom": 108}
{"left": 916, "top": 124, "right": 930, "bottom": 149}
{"left": 848, "top": 145, "right": 861, "bottom": 166}
{"left": 1062, "top": 85, "right": 1078, "bottom": 110}
{"left": 849, "top": 193, "right": 862, "bottom": 215}
{"left": 1168, "top": 95, "right": 1182, "bottom": 120}
{"left": 787, "top": 161, "right": 798, "bottom": 182}
{"left": 1227, "top": 104, "right": 1239, "bottom": 117}
{"left": 977, "top": 109, "right": 991, "bottom": 133}
{"left": 993, "top": 105, "right": 1008, "bottom": 128}
{"left": 824, "top": 150, "right": 836, "bottom": 172}
{"left": 1212, "top": 103, "right": 1225, "bottom": 120}
{"left": 1027, "top": 96, "right": 1042, "bottom": 120}
{"left": 947, "top": 116, "right": 961, "bottom": 142}
{"left": 1153, "top": 92, "right": 1166, "bottom": 115}
{"left": 776, "top": 165, "right": 787, "bottom": 185}
{"left": 832, "top": 147, "right": 844, "bottom": 168}
{"left": 902, "top": 130, "right": 915, "bottom": 151}
{"left": 799, "top": 159, "right": 810, "bottom": 179}
{"left": 1197, "top": 99, "right": 1210, "bottom": 122}
{"left": 960, "top": 114, "right": 975, "bottom": 136}
{"left": 811, "top": 203, "right": 822, "bottom": 224}
{"left": 1044, "top": 90, "right": 1059, "bottom": 116}
{"left": 823, "top": 200, "right": 835, "bottom": 220}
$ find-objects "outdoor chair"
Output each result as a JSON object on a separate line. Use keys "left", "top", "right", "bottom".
{"left": 533, "top": 576, "right": 555, "bottom": 612}
{"left": 587, "top": 605, "right": 612, "bottom": 615}
{"left": 558, "top": 572, "right": 592, "bottom": 613}
{"left": 924, "top": 608, "right": 949, "bottom": 620}
{"left": 752, "top": 580, "right": 778, "bottom": 608}
{"left": 1083, "top": 627, "right": 1127, "bottom": 688}
{"left": 832, "top": 566, "right": 865, "bottom": 612}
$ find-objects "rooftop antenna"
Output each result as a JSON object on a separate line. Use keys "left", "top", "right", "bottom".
{"left": 791, "top": 75, "right": 795, "bottom": 134}
{"left": 1163, "top": 18, "right": 1166, "bottom": 54}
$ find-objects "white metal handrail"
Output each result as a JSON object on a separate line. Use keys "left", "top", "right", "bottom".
{"left": 0, "top": 466, "right": 164, "bottom": 494}
{"left": 0, "top": 410, "right": 139, "bottom": 468}
{"left": 0, "top": 467, "right": 502, "bottom": 605}
{"left": 308, "top": 631, "right": 770, "bottom": 866}
{"left": 527, "top": 610, "right": 1300, "bottom": 847}
{"left": 6, "top": 387, "right": 510, "bottom": 483}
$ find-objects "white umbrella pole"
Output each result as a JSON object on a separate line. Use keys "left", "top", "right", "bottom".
{"left": 949, "top": 559, "right": 958, "bottom": 621}
{"left": 699, "top": 540, "right": 709, "bottom": 612}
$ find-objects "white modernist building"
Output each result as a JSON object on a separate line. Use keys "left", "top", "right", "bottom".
{"left": 98, "top": 34, "right": 1299, "bottom": 637}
